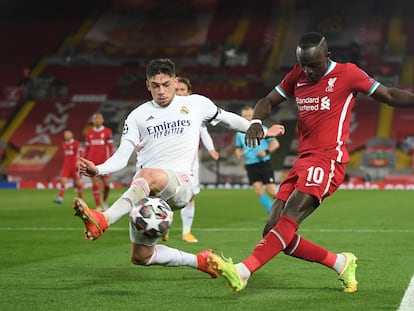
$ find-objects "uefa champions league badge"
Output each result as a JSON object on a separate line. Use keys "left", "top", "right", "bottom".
{"left": 122, "top": 123, "right": 129, "bottom": 135}
{"left": 180, "top": 105, "right": 189, "bottom": 115}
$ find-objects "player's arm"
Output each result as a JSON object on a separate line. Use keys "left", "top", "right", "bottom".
{"left": 246, "top": 89, "right": 285, "bottom": 147}
{"left": 84, "top": 141, "right": 90, "bottom": 158}
{"left": 200, "top": 125, "right": 219, "bottom": 160}
{"left": 107, "top": 129, "right": 115, "bottom": 155}
{"left": 268, "top": 138, "right": 280, "bottom": 153}
{"left": 371, "top": 84, "right": 414, "bottom": 108}
{"left": 79, "top": 140, "right": 135, "bottom": 176}
{"left": 234, "top": 147, "right": 244, "bottom": 161}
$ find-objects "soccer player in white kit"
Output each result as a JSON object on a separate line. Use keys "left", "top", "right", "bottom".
{"left": 74, "top": 58, "right": 285, "bottom": 277}
{"left": 161, "top": 76, "right": 220, "bottom": 243}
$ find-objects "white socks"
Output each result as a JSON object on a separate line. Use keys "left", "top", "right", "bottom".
{"left": 104, "top": 178, "right": 150, "bottom": 225}
{"left": 147, "top": 244, "right": 197, "bottom": 267}
{"left": 333, "top": 253, "right": 346, "bottom": 274}
{"left": 235, "top": 263, "right": 251, "bottom": 281}
{"left": 181, "top": 199, "right": 195, "bottom": 235}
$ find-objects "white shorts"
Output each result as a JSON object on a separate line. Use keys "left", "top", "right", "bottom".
{"left": 157, "top": 169, "right": 194, "bottom": 211}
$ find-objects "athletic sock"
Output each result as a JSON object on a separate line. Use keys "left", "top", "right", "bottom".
{"left": 181, "top": 200, "right": 195, "bottom": 235}
{"left": 147, "top": 244, "right": 197, "bottom": 267}
{"left": 103, "top": 185, "right": 110, "bottom": 202}
{"left": 284, "top": 234, "right": 337, "bottom": 268}
{"left": 258, "top": 194, "right": 272, "bottom": 213}
{"left": 76, "top": 184, "right": 83, "bottom": 199}
{"left": 242, "top": 215, "right": 298, "bottom": 273}
{"left": 333, "top": 253, "right": 346, "bottom": 274}
{"left": 58, "top": 184, "right": 65, "bottom": 198}
{"left": 92, "top": 184, "right": 101, "bottom": 206}
{"left": 104, "top": 178, "right": 150, "bottom": 225}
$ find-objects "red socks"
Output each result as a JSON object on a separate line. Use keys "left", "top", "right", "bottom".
{"left": 242, "top": 215, "right": 298, "bottom": 273}
{"left": 284, "top": 234, "right": 337, "bottom": 268}
{"left": 58, "top": 184, "right": 65, "bottom": 198}
{"left": 103, "top": 185, "right": 110, "bottom": 202}
{"left": 76, "top": 185, "right": 83, "bottom": 199}
{"left": 92, "top": 185, "right": 101, "bottom": 206}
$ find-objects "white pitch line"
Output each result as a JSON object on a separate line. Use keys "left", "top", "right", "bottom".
{"left": 0, "top": 227, "right": 413, "bottom": 233}
{"left": 398, "top": 275, "right": 414, "bottom": 311}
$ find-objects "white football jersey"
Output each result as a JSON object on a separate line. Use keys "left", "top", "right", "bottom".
{"left": 122, "top": 94, "right": 220, "bottom": 175}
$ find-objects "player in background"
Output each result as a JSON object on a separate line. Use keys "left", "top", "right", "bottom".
{"left": 72, "top": 58, "right": 285, "bottom": 277}
{"left": 161, "top": 76, "right": 220, "bottom": 243}
{"left": 84, "top": 113, "right": 114, "bottom": 211}
{"left": 208, "top": 32, "right": 414, "bottom": 293}
{"left": 53, "top": 129, "right": 83, "bottom": 204}
{"left": 235, "top": 106, "right": 279, "bottom": 213}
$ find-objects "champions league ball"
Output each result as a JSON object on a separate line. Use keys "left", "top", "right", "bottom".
{"left": 130, "top": 197, "right": 173, "bottom": 238}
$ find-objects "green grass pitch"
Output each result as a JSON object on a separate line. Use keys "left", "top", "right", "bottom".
{"left": 0, "top": 188, "right": 413, "bottom": 311}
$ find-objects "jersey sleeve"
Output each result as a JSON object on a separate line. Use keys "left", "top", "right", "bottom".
{"left": 275, "top": 65, "right": 301, "bottom": 99}
{"left": 200, "top": 124, "right": 215, "bottom": 152}
{"left": 120, "top": 110, "right": 140, "bottom": 147}
{"left": 348, "top": 63, "right": 380, "bottom": 95}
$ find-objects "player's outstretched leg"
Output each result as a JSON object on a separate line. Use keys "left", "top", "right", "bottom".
{"left": 196, "top": 249, "right": 218, "bottom": 278}
{"left": 338, "top": 252, "right": 358, "bottom": 292}
{"left": 208, "top": 252, "right": 247, "bottom": 292}
{"left": 72, "top": 197, "right": 108, "bottom": 240}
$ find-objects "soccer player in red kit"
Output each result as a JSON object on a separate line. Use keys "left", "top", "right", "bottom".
{"left": 84, "top": 113, "right": 114, "bottom": 210}
{"left": 208, "top": 32, "right": 414, "bottom": 293}
{"left": 54, "top": 130, "right": 83, "bottom": 204}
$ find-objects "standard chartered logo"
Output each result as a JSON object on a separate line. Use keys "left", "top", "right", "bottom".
{"left": 320, "top": 96, "right": 330, "bottom": 110}
{"left": 296, "top": 96, "right": 331, "bottom": 111}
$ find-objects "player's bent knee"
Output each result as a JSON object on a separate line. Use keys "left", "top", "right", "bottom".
{"left": 130, "top": 254, "right": 146, "bottom": 266}
{"left": 130, "top": 247, "right": 153, "bottom": 266}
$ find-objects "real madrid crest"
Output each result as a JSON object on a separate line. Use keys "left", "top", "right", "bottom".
{"left": 180, "top": 105, "right": 189, "bottom": 115}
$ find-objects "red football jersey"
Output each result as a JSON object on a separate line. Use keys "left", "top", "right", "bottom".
{"left": 276, "top": 60, "right": 380, "bottom": 163}
{"left": 84, "top": 126, "right": 114, "bottom": 165}
{"left": 61, "top": 138, "right": 82, "bottom": 180}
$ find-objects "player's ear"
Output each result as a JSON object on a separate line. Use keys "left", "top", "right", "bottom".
{"left": 146, "top": 80, "right": 150, "bottom": 91}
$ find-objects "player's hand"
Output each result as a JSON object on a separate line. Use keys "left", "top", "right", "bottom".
{"left": 266, "top": 124, "right": 285, "bottom": 137}
{"left": 245, "top": 123, "right": 264, "bottom": 148}
{"left": 209, "top": 150, "right": 220, "bottom": 161}
{"left": 78, "top": 157, "right": 99, "bottom": 177}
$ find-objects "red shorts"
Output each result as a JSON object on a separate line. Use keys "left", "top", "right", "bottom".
{"left": 276, "top": 154, "right": 346, "bottom": 203}
{"left": 61, "top": 165, "right": 80, "bottom": 181}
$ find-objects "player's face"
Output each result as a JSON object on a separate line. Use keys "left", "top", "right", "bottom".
{"left": 92, "top": 114, "right": 104, "bottom": 127}
{"left": 176, "top": 82, "right": 190, "bottom": 96}
{"left": 296, "top": 46, "right": 330, "bottom": 83}
{"left": 242, "top": 109, "right": 253, "bottom": 121}
{"left": 147, "top": 74, "right": 178, "bottom": 106}
{"left": 64, "top": 130, "right": 73, "bottom": 141}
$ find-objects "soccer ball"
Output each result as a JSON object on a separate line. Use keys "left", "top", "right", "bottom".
{"left": 130, "top": 197, "right": 173, "bottom": 238}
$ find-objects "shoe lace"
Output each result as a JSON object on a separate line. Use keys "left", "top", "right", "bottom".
{"left": 220, "top": 251, "right": 234, "bottom": 265}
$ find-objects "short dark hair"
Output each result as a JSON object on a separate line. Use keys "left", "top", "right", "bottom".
{"left": 146, "top": 58, "right": 176, "bottom": 79}
{"left": 298, "top": 32, "right": 328, "bottom": 54}
{"left": 177, "top": 76, "right": 192, "bottom": 93}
